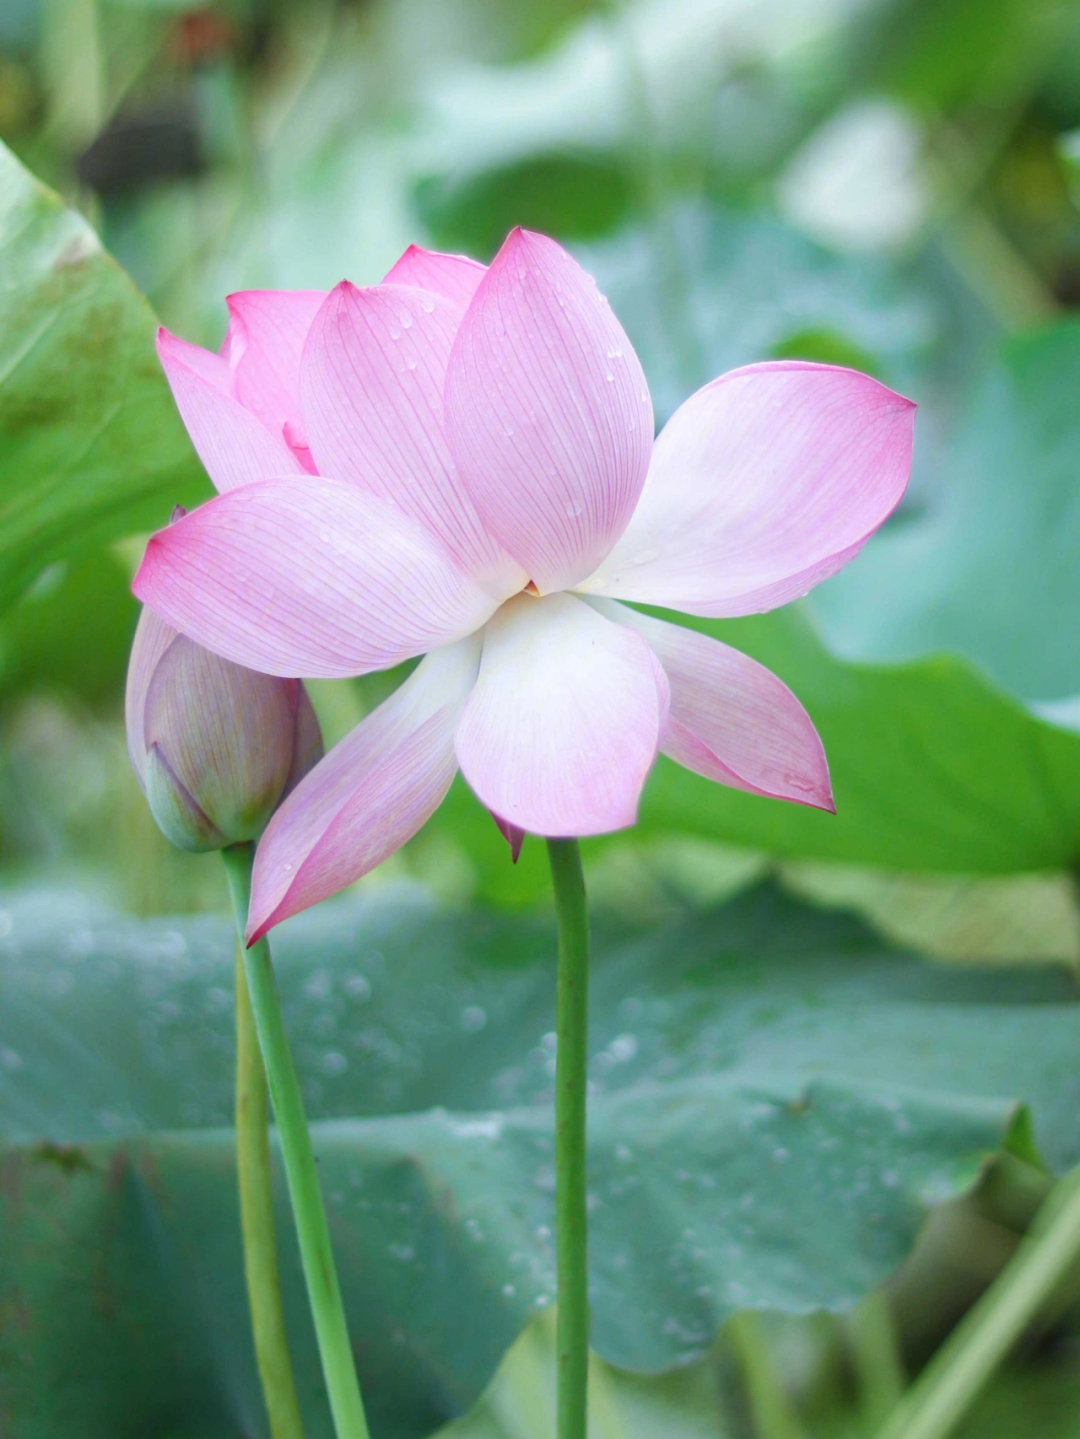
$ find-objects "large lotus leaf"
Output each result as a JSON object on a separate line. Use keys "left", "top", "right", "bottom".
{"left": 3, "top": 880, "right": 1080, "bottom": 1436}
{"left": 0, "top": 141, "right": 207, "bottom": 613}
{"left": 811, "top": 321, "right": 1080, "bottom": 705}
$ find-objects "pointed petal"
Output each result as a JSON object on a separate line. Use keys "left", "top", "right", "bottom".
{"left": 157, "top": 328, "right": 303, "bottom": 493}
{"left": 132, "top": 477, "right": 499, "bottom": 679}
{"left": 445, "top": 229, "right": 653, "bottom": 594}
{"left": 248, "top": 638, "right": 480, "bottom": 940}
{"left": 490, "top": 810, "right": 525, "bottom": 862}
{"left": 454, "top": 592, "right": 668, "bottom": 837}
{"left": 382, "top": 245, "right": 486, "bottom": 308}
{"left": 590, "top": 599, "right": 833, "bottom": 810}
{"left": 301, "top": 282, "right": 524, "bottom": 596}
{"left": 125, "top": 605, "right": 179, "bottom": 785}
{"left": 579, "top": 362, "right": 914, "bottom": 616}
{"left": 225, "top": 290, "right": 327, "bottom": 458}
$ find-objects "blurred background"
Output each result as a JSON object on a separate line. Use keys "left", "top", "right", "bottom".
{"left": 3, "top": 0, "right": 1080, "bottom": 950}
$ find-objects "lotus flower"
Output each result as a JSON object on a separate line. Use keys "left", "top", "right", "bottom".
{"left": 127, "top": 600, "right": 323, "bottom": 851}
{"left": 133, "top": 230, "right": 914, "bottom": 937}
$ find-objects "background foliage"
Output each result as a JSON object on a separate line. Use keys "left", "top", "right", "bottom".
{"left": 3, "top": 0, "right": 1080, "bottom": 1434}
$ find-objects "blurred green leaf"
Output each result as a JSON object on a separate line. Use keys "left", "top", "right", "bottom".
{"left": 0, "top": 140, "right": 208, "bottom": 614}
{"left": 3, "top": 880, "right": 1080, "bottom": 1433}
{"left": 811, "top": 320, "right": 1080, "bottom": 704}
{"left": 852, "top": 0, "right": 1067, "bottom": 112}
{"left": 578, "top": 204, "right": 968, "bottom": 424}
{"left": 0, "top": 548, "right": 138, "bottom": 707}
{"left": 415, "top": 154, "right": 635, "bottom": 259}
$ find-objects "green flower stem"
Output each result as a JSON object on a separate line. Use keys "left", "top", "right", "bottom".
{"left": 233, "top": 940, "right": 305, "bottom": 1439}
{"left": 874, "top": 1166, "right": 1080, "bottom": 1439}
{"left": 844, "top": 1291, "right": 905, "bottom": 1432}
{"left": 547, "top": 837, "right": 590, "bottom": 1439}
{"left": 726, "top": 1311, "right": 809, "bottom": 1439}
{"left": 222, "top": 842, "right": 370, "bottom": 1439}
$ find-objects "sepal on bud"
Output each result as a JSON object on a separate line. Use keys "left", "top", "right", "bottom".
{"left": 127, "top": 605, "right": 323, "bottom": 853}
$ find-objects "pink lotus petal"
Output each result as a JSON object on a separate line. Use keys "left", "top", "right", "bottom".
{"left": 579, "top": 362, "right": 914, "bottom": 616}
{"left": 454, "top": 592, "right": 668, "bottom": 837}
{"left": 284, "top": 685, "right": 325, "bottom": 797}
{"left": 132, "top": 476, "right": 499, "bottom": 679}
{"left": 225, "top": 290, "right": 327, "bottom": 465}
{"left": 445, "top": 229, "right": 653, "bottom": 594}
{"left": 590, "top": 599, "right": 833, "bottom": 810}
{"left": 248, "top": 637, "right": 480, "bottom": 940}
{"left": 126, "top": 604, "right": 180, "bottom": 784}
{"left": 490, "top": 811, "right": 525, "bottom": 863}
{"left": 157, "top": 328, "right": 303, "bottom": 493}
{"left": 382, "top": 245, "right": 487, "bottom": 308}
{"left": 301, "top": 283, "right": 525, "bottom": 597}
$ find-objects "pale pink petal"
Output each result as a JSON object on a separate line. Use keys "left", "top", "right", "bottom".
{"left": 444, "top": 229, "right": 654, "bottom": 594}
{"left": 248, "top": 638, "right": 480, "bottom": 940}
{"left": 589, "top": 599, "right": 832, "bottom": 810}
{"left": 173, "top": 332, "right": 232, "bottom": 390}
{"left": 125, "top": 604, "right": 180, "bottom": 784}
{"left": 382, "top": 245, "right": 486, "bottom": 308}
{"left": 157, "top": 328, "right": 303, "bottom": 493}
{"left": 301, "top": 283, "right": 525, "bottom": 597}
{"left": 578, "top": 362, "right": 914, "bottom": 616}
{"left": 225, "top": 290, "right": 326, "bottom": 464}
{"left": 454, "top": 592, "right": 668, "bottom": 837}
{"left": 132, "top": 477, "right": 499, "bottom": 679}
{"left": 283, "top": 685, "right": 325, "bottom": 797}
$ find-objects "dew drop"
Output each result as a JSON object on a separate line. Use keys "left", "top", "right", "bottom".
{"left": 345, "top": 973, "right": 371, "bottom": 1001}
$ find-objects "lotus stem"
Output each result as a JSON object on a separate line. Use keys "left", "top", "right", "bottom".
{"left": 873, "top": 1166, "right": 1080, "bottom": 1439}
{"left": 222, "top": 842, "right": 370, "bottom": 1439}
{"left": 547, "top": 837, "right": 590, "bottom": 1439}
{"left": 234, "top": 939, "right": 305, "bottom": 1439}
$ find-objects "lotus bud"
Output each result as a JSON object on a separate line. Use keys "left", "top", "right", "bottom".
{"left": 126, "top": 603, "right": 323, "bottom": 853}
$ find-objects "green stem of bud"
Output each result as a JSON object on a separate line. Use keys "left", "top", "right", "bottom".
{"left": 234, "top": 938, "right": 306, "bottom": 1439}
{"left": 222, "top": 842, "right": 370, "bottom": 1439}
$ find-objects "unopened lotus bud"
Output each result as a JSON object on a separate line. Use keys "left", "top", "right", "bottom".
{"left": 126, "top": 605, "right": 323, "bottom": 852}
